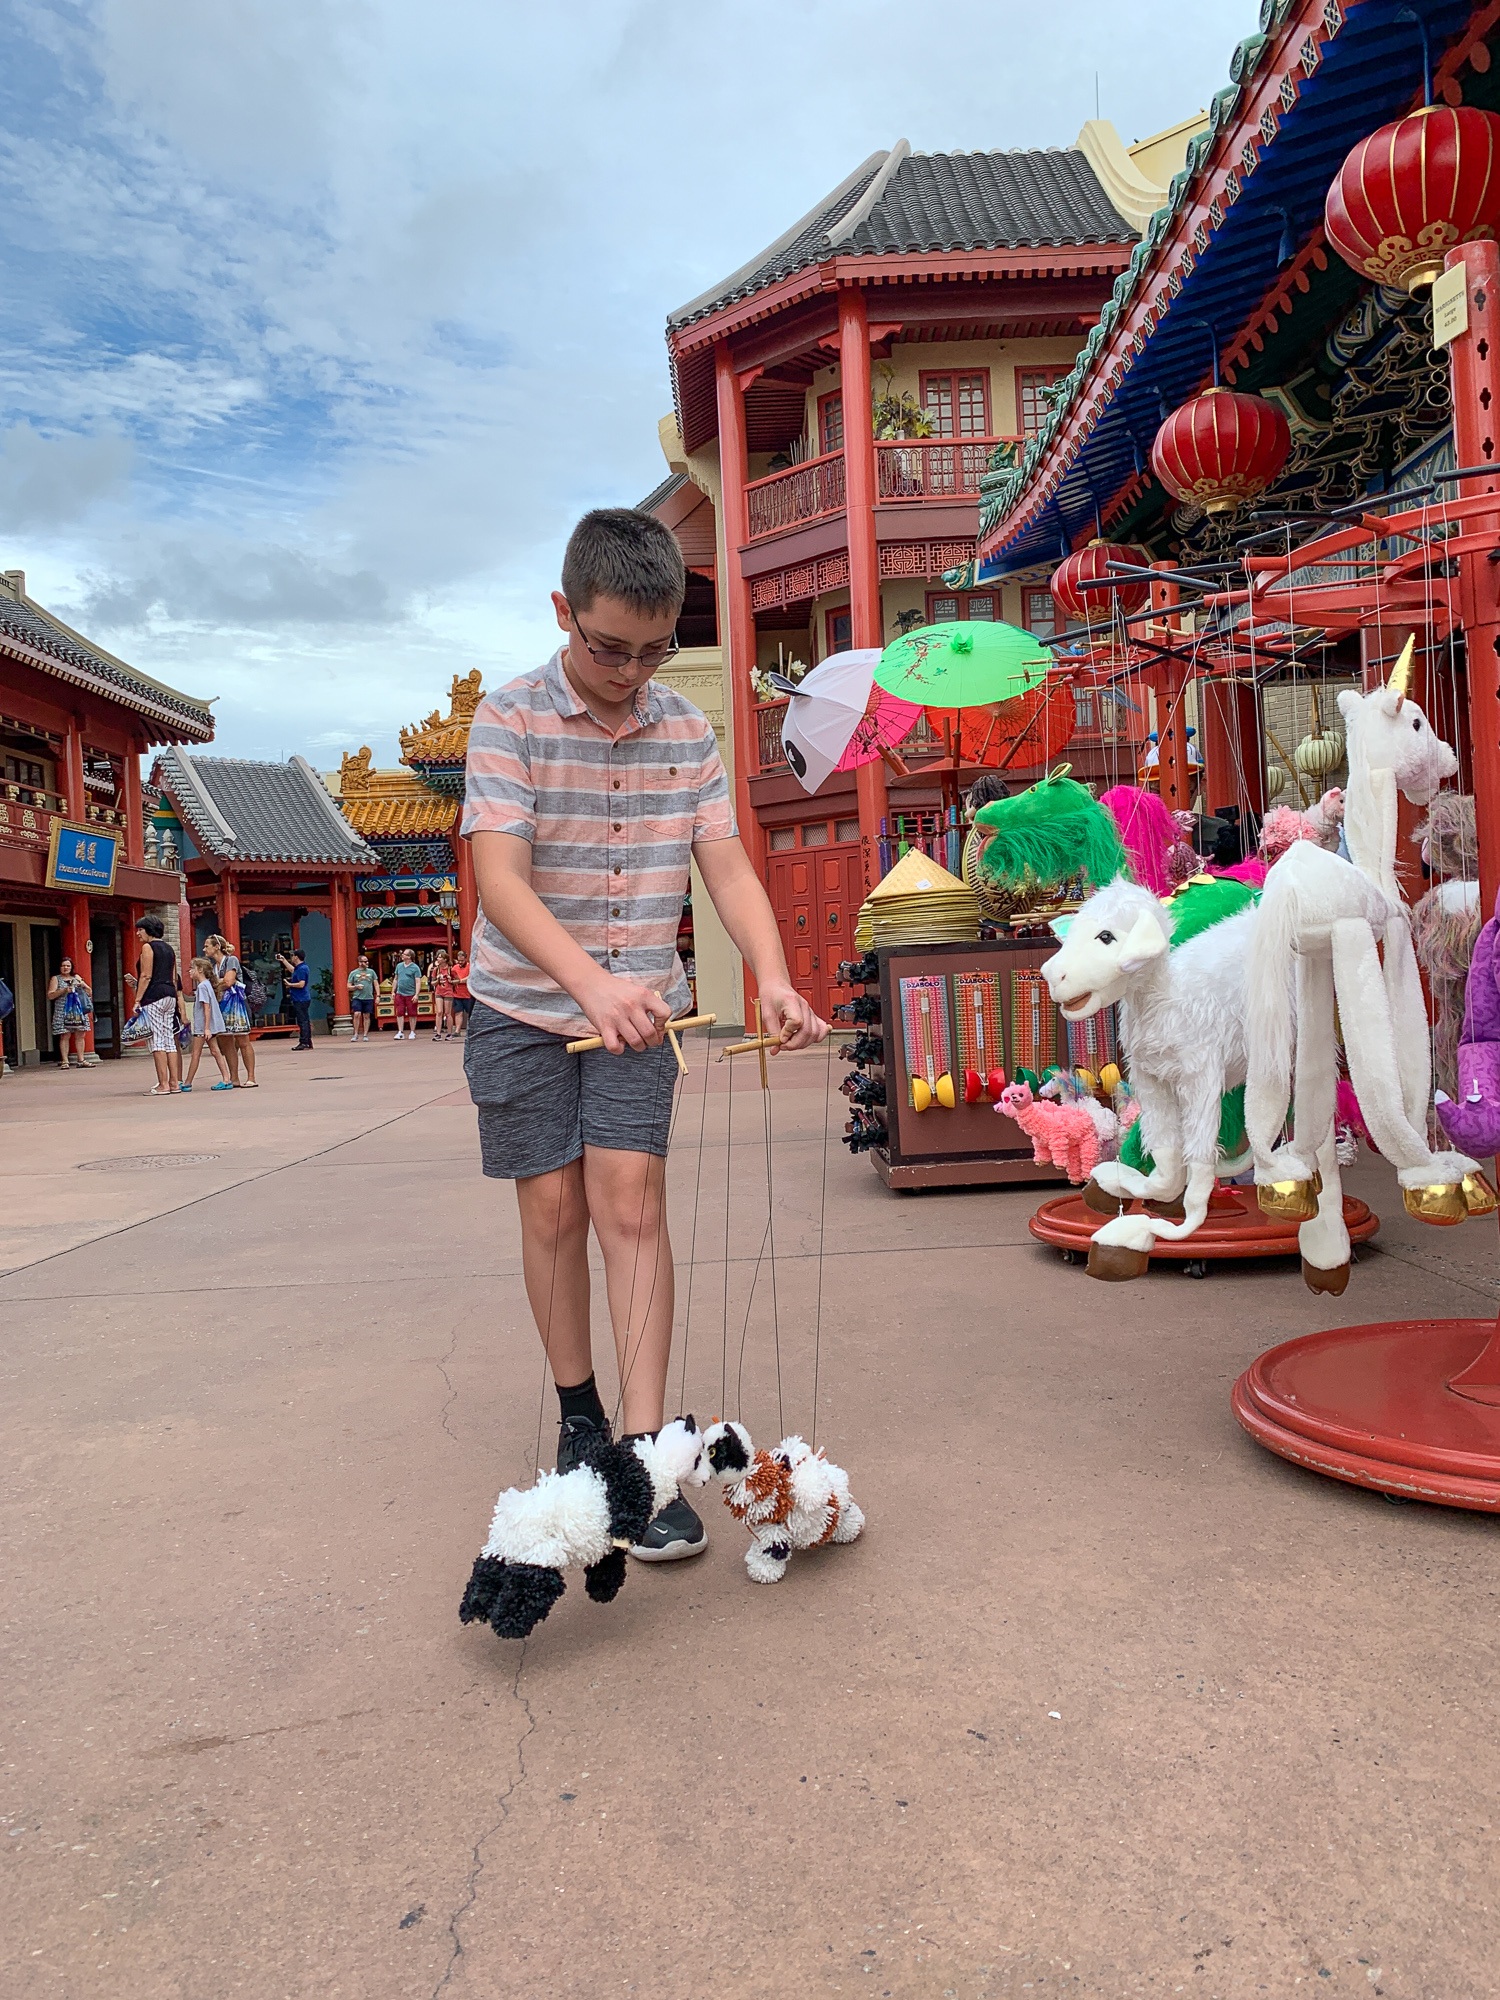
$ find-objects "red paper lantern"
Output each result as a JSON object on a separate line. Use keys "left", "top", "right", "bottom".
{"left": 1325, "top": 104, "right": 1500, "bottom": 294}
{"left": 1151, "top": 387, "right": 1291, "bottom": 517}
{"left": 1050, "top": 539, "right": 1152, "bottom": 626}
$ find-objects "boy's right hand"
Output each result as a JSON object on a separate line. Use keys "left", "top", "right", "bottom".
{"left": 582, "top": 972, "right": 670, "bottom": 1054}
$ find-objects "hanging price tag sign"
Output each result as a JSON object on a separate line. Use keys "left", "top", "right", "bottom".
{"left": 1432, "top": 263, "right": 1468, "bottom": 347}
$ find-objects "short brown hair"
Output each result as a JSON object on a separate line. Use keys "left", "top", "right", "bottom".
{"left": 561, "top": 508, "right": 685, "bottom": 617}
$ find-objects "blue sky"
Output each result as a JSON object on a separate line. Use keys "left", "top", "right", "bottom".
{"left": 1, "top": 0, "right": 1250, "bottom": 765}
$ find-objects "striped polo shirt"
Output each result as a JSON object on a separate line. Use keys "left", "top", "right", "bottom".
{"left": 461, "top": 648, "right": 736, "bottom": 1034}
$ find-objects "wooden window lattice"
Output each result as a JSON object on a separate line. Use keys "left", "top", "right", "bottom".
{"left": 1279, "top": 72, "right": 1298, "bottom": 114}
{"left": 1322, "top": 0, "right": 1342, "bottom": 37}
{"left": 1242, "top": 137, "right": 1259, "bottom": 176}
{"left": 1260, "top": 106, "right": 1279, "bottom": 146}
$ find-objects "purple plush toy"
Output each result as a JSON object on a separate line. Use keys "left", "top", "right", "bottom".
{"left": 1437, "top": 890, "right": 1500, "bottom": 1157}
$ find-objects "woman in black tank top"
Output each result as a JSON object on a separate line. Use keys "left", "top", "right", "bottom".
{"left": 132, "top": 916, "right": 183, "bottom": 1094}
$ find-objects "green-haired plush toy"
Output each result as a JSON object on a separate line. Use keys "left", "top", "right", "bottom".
{"left": 973, "top": 770, "right": 1128, "bottom": 902}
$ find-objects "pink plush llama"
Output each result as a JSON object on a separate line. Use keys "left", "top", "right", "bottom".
{"left": 1260, "top": 788, "right": 1345, "bottom": 866}
{"left": 996, "top": 1080, "right": 1102, "bottom": 1183}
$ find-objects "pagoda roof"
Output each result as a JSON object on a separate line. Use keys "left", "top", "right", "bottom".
{"left": 155, "top": 749, "right": 379, "bottom": 867}
{"left": 399, "top": 669, "right": 484, "bottom": 768}
{"left": 335, "top": 748, "right": 458, "bottom": 838}
{"left": 668, "top": 143, "right": 1136, "bottom": 337}
{"left": 0, "top": 572, "right": 213, "bottom": 743}
{"left": 975, "top": 0, "right": 1483, "bottom": 574}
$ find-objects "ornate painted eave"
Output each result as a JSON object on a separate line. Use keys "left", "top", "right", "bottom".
{"left": 977, "top": 0, "right": 1489, "bottom": 576}
{"left": 397, "top": 669, "right": 483, "bottom": 785}
{"left": 335, "top": 746, "right": 459, "bottom": 840}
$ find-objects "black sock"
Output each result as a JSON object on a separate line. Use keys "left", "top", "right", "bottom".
{"left": 556, "top": 1374, "right": 606, "bottom": 1428}
{"left": 620, "top": 1429, "right": 656, "bottom": 1448}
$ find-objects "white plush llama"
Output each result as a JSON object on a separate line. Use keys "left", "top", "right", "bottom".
{"left": 1244, "top": 640, "right": 1484, "bottom": 1291}
{"left": 1042, "top": 878, "right": 1257, "bottom": 1278}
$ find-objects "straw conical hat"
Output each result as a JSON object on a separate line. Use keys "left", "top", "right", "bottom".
{"left": 867, "top": 849, "right": 969, "bottom": 903}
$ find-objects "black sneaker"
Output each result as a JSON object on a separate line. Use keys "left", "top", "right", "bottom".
{"left": 630, "top": 1493, "right": 708, "bottom": 1563}
{"left": 556, "top": 1412, "right": 612, "bottom": 1475}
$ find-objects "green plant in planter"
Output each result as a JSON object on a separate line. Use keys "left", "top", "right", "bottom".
{"left": 871, "top": 367, "right": 935, "bottom": 440}
{"left": 314, "top": 966, "right": 335, "bottom": 1030}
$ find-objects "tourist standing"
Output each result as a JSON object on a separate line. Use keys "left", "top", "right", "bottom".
{"left": 182, "top": 957, "right": 234, "bottom": 1090}
{"left": 48, "top": 958, "right": 93, "bottom": 1070}
{"left": 204, "top": 934, "right": 257, "bottom": 1087}
{"left": 449, "top": 948, "right": 471, "bottom": 1038}
{"left": 280, "top": 948, "right": 313, "bottom": 1048}
{"left": 391, "top": 948, "right": 421, "bottom": 1039}
{"left": 430, "top": 948, "right": 453, "bottom": 1039}
{"left": 133, "top": 916, "right": 182, "bottom": 1096}
{"left": 347, "top": 953, "right": 378, "bottom": 1042}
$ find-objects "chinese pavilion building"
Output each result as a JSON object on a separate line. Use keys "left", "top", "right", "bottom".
{"left": 151, "top": 750, "right": 378, "bottom": 1034}
{"left": 332, "top": 671, "right": 483, "bottom": 989}
{"left": 0, "top": 569, "right": 209, "bottom": 1066}
{"left": 656, "top": 122, "right": 1199, "bottom": 1019}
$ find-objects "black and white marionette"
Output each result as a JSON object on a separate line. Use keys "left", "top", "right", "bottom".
{"left": 459, "top": 1418, "right": 709, "bottom": 1640}
{"left": 702, "top": 1421, "right": 864, "bottom": 1584}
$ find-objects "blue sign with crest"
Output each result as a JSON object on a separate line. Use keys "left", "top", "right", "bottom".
{"left": 46, "top": 820, "right": 121, "bottom": 894}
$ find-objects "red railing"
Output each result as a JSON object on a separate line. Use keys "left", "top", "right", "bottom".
{"left": 745, "top": 451, "right": 846, "bottom": 539}
{"left": 755, "top": 701, "right": 789, "bottom": 770}
{"left": 875, "top": 437, "right": 1015, "bottom": 501}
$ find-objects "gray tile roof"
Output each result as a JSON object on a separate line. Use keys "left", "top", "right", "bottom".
{"left": 155, "top": 749, "right": 379, "bottom": 867}
{"left": 637, "top": 471, "right": 688, "bottom": 513}
{"left": 0, "top": 589, "right": 214, "bottom": 741}
{"left": 668, "top": 143, "right": 1136, "bottom": 332}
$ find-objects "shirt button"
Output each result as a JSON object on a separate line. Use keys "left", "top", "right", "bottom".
{"left": 612, "top": 779, "right": 621, "bottom": 790}
{"left": 611, "top": 906, "right": 621, "bottom": 917}
{"left": 669, "top": 765, "right": 677, "bottom": 775}
{"left": 612, "top": 821, "right": 622, "bottom": 832}
{"left": 613, "top": 865, "right": 622, "bottom": 876}
{"left": 610, "top": 947, "right": 620, "bottom": 958}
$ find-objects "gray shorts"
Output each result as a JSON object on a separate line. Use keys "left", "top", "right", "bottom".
{"left": 463, "top": 1001, "right": 679, "bottom": 1180}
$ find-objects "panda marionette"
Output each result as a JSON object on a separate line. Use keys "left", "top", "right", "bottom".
{"left": 459, "top": 1418, "right": 709, "bottom": 1640}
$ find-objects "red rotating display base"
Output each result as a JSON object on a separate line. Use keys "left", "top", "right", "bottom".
{"left": 1233, "top": 1315, "right": 1500, "bottom": 1512}
{"left": 1029, "top": 1186, "right": 1379, "bottom": 1272}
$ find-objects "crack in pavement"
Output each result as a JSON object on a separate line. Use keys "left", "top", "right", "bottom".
{"left": 437, "top": 1322, "right": 462, "bottom": 1445}
{"left": 433, "top": 1648, "right": 536, "bottom": 1997}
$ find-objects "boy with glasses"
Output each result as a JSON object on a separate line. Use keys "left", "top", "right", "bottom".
{"left": 463, "top": 508, "right": 827, "bottom": 1561}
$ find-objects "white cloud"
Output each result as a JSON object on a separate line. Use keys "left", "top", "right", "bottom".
{"left": 0, "top": 0, "right": 1252, "bottom": 763}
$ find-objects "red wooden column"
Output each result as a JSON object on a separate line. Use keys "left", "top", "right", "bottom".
{"left": 714, "top": 339, "right": 766, "bottom": 886}
{"left": 64, "top": 894, "right": 96, "bottom": 1056}
{"left": 454, "top": 829, "right": 479, "bottom": 956}
{"left": 1199, "top": 674, "right": 1266, "bottom": 821}
{"left": 62, "top": 714, "right": 86, "bottom": 822}
{"left": 1149, "top": 566, "right": 1195, "bottom": 814}
{"left": 121, "top": 739, "right": 144, "bottom": 866}
{"left": 1447, "top": 239, "right": 1500, "bottom": 922}
{"left": 217, "top": 872, "right": 240, "bottom": 953}
{"left": 839, "top": 284, "right": 889, "bottom": 891}
{"left": 329, "top": 877, "right": 354, "bottom": 1035}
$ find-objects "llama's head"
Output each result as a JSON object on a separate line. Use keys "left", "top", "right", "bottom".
{"left": 1338, "top": 673, "right": 1458, "bottom": 809}
{"left": 1042, "top": 878, "right": 1171, "bottom": 1018}
{"left": 997, "top": 1079, "right": 1034, "bottom": 1114}
{"left": 649, "top": 1415, "right": 710, "bottom": 1490}
{"left": 703, "top": 1419, "right": 754, "bottom": 1484}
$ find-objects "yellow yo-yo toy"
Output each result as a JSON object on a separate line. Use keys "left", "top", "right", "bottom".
{"left": 1099, "top": 1062, "right": 1121, "bottom": 1096}
{"left": 911, "top": 1077, "right": 933, "bottom": 1112}
{"left": 935, "top": 1072, "right": 957, "bottom": 1109}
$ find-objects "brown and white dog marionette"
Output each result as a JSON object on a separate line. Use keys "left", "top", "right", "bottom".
{"left": 702, "top": 1422, "right": 864, "bottom": 1583}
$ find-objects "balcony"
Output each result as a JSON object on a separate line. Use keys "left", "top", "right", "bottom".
{"left": 743, "top": 439, "right": 1017, "bottom": 546}
{"left": 3, "top": 782, "right": 67, "bottom": 815}
{"left": 875, "top": 438, "right": 1015, "bottom": 502}
{"left": 746, "top": 451, "right": 846, "bottom": 540}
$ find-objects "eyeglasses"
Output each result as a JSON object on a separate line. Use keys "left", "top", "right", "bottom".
{"left": 569, "top": 608, "right": 680, "bottom": 673}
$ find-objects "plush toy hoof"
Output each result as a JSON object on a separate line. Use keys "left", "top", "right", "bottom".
{"left": 935, "top": 1071, "right": 956, "bottom": 1109}
{"left": 1087, "top": 1241, "right": 1150, "bottom": 1281}
{"left": 1402, "top": 1181, "right": 1468, "bottom": 1225}
{"left": 1462, "top": 1170, "right": 1499, "bottom": 1218}
{"left": 1257, "top": 1175, "right": 1321, "bottom": 1221}
{"left": 1143, "top": 1193, "right": 1187, "bottom": 1220}
{"left": 1301, "top": 1257, "right": 1350, "bottom": 1296}
{"left": 1082, "top": 1179, "right": 1126, "bottom": 1217}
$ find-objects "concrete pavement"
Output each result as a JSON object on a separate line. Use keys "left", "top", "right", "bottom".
{"left": 3, "top": 1034, "right": 1498, "bottom": 1999}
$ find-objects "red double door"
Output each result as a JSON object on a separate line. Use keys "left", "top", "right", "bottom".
{"left": 767, "top": 842, "right": 865, "bottom": 1022}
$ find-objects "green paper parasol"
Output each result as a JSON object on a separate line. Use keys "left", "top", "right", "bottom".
{"left": 873, "top": 621, "right": 1050, "bottom": 709}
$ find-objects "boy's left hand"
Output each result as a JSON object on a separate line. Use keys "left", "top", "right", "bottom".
{"left": 757, "top": 981, "right": 829, "bottom": 1051}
